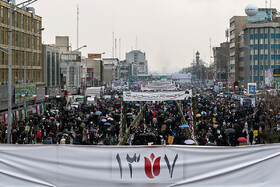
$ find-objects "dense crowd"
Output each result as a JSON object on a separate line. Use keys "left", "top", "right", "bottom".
{"left": 0, "top": 89, "right": 276, "bottom": 146}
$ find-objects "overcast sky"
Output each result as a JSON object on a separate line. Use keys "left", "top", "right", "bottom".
{"left": 27, "top": 0, "right": 280, "bottom": 73}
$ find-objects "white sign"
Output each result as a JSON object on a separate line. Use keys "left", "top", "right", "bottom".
{"left": 61, "top": 54, "right": 77, "bottom": 61}
{"left": 1, "top": 144, "right": 280, "bottom": 186}
{"left": 172, "top": 73, "right": 192, "bottom": 80}
{"left": 123, "top": 91, "right": 192, "bottom": 101}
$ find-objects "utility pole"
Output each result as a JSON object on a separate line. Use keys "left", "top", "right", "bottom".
{"left": 7, "top": 0, "right": 38, "bottom": 144}
{"left": 77, "top": 5, "right": 79, "bottom": 49}
{"left": 7, "top": 1, "right": 13, "bottom": 144}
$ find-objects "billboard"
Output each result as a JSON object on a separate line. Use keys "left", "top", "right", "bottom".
{"left": 15, "top": 83, "right": 36, "bottom": 103}
{"left": 248, "top": 10, "right": 271, "bottom": 23}
{"left": 88, "top": 53, "right": 102, "bottom": 59}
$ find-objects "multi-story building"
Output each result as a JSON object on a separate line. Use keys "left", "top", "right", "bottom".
{"left": 230, "top": 8, "right": 279, "bottom": 89}
{"left": 0, "top": 1, "right": 43, "bottom": 84}
{"left": 42, "top": 44, "right": 60, "bottom": 98}
{"left": 119, "top": 60, "right": 130, "bottom": 81}
{"left": 80, "top": 57, "right": 87, "bottom": 92}
{"left": 0, "top": 0, "right": 43, "bottom": 111}
{"left": 229, "top": 16, "right": 247, "bottom": 87}
{"left": 125, "top": 50, "right": 148, "bottom": 76}
{"left": 56, "top": 36, "right": 82, "bottom": 94}
{"left": 213, "top": 42, "right": 230, "bottom": 82}
{"left": 86, "top": 53, "right": 104, "bottom": 87}
{"left": 103, "top": 58, "right": 119, "bottom": 84}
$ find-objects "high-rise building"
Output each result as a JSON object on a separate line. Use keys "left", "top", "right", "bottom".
{"left": 229, "top": 16, "right": 247, "bottom": 87}
{"left": 125, "top": 50, "right": 148, "bottom": 76}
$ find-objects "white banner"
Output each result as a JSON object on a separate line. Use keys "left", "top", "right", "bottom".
{"left": 141, "top": 81, "right": 177, "bottom": 91}
{"left": 1, "top": 144, "right": 280, "bottom": 186}
{"left": 172, "top": 73, "right": 192, "bottom": 80}
{"left": 123, "top": 90, "right": 192, "bottom": 101}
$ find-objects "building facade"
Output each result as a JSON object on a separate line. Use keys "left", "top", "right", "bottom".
{"left": 229, "top": 8, "right": 279, "bottom": 89}
{"left": 242, "top": 21, "right": 280, "bottom": 89}
{"left": 56, "top": 36, "right": 82, "bottom": 94}
{"left": 119, "top": 60, "right": 130, "bottom": 81}
{"left": 125, "top": 50, "right": 148, "bottom": 76}
{"left": 0, "top": 0, "right": 43, "bottom": 85}
{"left": 42, "top": 44, "right": 60, "bottom": 98}
{"left": 0, "top": 0, "right": 44, "bottom": 112}
{"left": 86, "top": 54, "right": 104, "bottom": 87}
{"left": 103, "top": 58, "right": 119, "bottom": 84}
{"left": 229, "top": 16, "right": 247, "bottom": 87}
{"left": 213, "top": 42, "right": 230, "bottom": 82}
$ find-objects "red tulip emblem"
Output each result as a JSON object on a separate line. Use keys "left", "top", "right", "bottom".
{"left": 144, "top": 153, "right": 161, "bottom": 179}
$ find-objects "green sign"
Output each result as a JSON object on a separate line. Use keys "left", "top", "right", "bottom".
{"left": 248, "top": 10, "right": 272, "bottom": 23}
{"left": 15, "top": 83, "right": 36, "bottom": 103}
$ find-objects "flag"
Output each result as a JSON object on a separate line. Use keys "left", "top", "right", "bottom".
{"left": 153, "top": 110, "right": 157, "bottom": 118}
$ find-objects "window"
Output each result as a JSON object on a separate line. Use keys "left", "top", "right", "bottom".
{"left": 0, "top": 6, "right": 4, "bottom": 23}
{"left": 15, "top": 50, "right": 18, "bottom": 65}
{"left": 1, "top": 69, "right": 5, "bottom": 82}
{"left": 32, "top": 37, "right": 35, "bottom": 49}
{"left": 14, "top": 12, "right": 17, "bottom": 27}
{"left": 15, "top": 32, "right": 18, "bottom": 46}
{"left": 31, "top": 19, "right": 34, "bottom": 33}
{"left": 1, "top": 28, "right": 4, "bottom": 44}
{"left": 27, "top": 18, "right": 29, "bottom": 31}
{"left": 37, "top": 53, "right": 40, "bottom": 66}
{"left": 37, "top": 21, "right": 40, "bottom": 32}
{"left": 0, "top": 51, "right": 4, "bottom": 65}
{"left": 47, "top": 51, "right": 50, "bottom": 86}
{"left": 21, "top": 14, "right": 24, "bottom": 29}
{"left": 250, "top": 34, "right": 254, "bottom": 39}
{"left": 52, "top": 52, "right": 55, "bottom": 85}
{"left": 264, "top": 33, "right": 268, "bottom": 38}
{"left": 69, "top": 67, "right": 75, "bottom": 86}
{"left": 56, "top": 52, "right": 60, "bottom": 85}
{"left": 37, "top": 71, "right": 41, "bottom": 82}
{"left": 33, "top": 53, "right": 36, "bottom": 66}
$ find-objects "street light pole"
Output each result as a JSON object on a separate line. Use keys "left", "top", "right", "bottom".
{"left": 7, "top": 2, "right": 13, "bottom": 144}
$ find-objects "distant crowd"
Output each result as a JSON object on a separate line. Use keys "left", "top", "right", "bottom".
{"left": 0, "top": 89, "right": 278, "bottom": 145}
